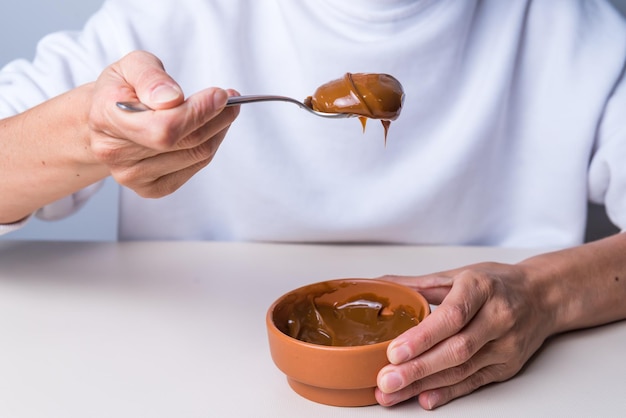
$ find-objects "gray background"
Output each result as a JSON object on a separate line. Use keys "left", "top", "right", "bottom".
{"left": 1, "top": 0, "right": 624, "bottom": 242}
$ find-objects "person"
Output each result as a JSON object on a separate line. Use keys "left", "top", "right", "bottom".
{"left": 1, "top": 0, "right": 625, "bottom": 410}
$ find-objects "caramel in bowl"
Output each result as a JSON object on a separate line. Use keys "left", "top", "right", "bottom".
{"left": 266, "top": 279, "right": 429, "bottom": 407}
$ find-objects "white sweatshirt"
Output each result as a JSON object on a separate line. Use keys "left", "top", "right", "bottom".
{"left": 1, "top": 0, "right": 625, "bottom": 246}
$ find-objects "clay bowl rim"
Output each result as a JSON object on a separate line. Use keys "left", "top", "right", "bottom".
{"left": 266, "top": 278, "right": 430, "bottom": 351}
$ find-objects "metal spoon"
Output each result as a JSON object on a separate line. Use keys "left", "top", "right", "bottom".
{"left": 116, "top": 95, "right": 354, "bottom": 119}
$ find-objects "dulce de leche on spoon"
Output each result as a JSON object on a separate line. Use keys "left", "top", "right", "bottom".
{"left": 304, "top": 72, "right": 405, "bottom": 142}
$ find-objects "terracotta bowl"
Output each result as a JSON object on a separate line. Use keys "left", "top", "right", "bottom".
{"left": 266, "top": 278, "right": 430, "bottom": 407}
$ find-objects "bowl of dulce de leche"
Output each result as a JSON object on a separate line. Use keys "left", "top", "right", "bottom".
{"left": 266, "top": 279, "right": 429, "bottom": 407}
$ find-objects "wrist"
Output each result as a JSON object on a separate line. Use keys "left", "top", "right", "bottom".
{"left": 0, "top": 82, "right": 109, "bottom": 223}
{"left": 517, "top": 233, "right": 626, "bottom": 335}
{"left": 516, "top": 258, "right": 569, "bottom": 337}
{"left": 72, "top": 82, "right": 109, "bottom": 168}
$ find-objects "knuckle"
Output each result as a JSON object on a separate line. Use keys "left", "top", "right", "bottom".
{"left": 406, "top": 358, "right": 430, "bottom": 381}
{"left": 466, "top": 370, "right": 490, "bottom": 392}
{"left": 445, "top": 302, "right": 472, "bottom": 329}
{"left": 497, "top": 304, "right": 517, "bottom": 331}
{"left": 416, "top": 327, "right": 435, "bottom": 350}
{"left": 460, "top": 268, "right": 494, "bottom": 295}
{"left": 498, "top": 344, "right": 526, "bottom": 375}
{"left": 113, "top": 162, "right": 146, "bottom": 184}
{"left": 111, "top": 167, "right": 142, "bottom": 190}
{"left": 112, "top": 165, "right": 164, "bottom": 198}
{"left": 447, "top": 333, "right": 476, "bottom": 364}
{"left": 90, "top": 140, "right": 131, "bottom": 166}
{"left": 89, "top": 141, "right": 117, "bottom": 164}
{"left": 186, "top": 140, "right": 218, "bottom": 162}
{"left": 475, "top": 362, "right": 516, "bottom": 387}
{"left": 472, "top": 271, "right": 496, "bottom": 297}
{"left": 145, "top": 120, "right": 180, "bottom": 150}
{"left": 146, "top": 177, "right": 180, "bottom": 198}
{"left": 447, "top": 361, "right": 474, "bottom": 384}
{"left": 189, "top": 96, "right": 212, "bottom": 123}
{"left": 404, "top": 380, "right": 424, "bottom": 398}
{"left": 136, "top": 62, "right": 167, "bottom": 86}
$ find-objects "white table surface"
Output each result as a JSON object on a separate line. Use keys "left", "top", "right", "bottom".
{"left": 0, "top": 241, "right": 624, "bottom": 418}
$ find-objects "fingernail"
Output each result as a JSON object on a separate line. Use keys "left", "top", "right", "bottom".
{"left": 426, "top": 391, "right": 441, "bottom": 410}
{"left": 150, "top": 84, "right": 182, "bottom": 104}
{"left": 213, "top": 89, "right": 228, "bottom": 108}
{"left": 380, "top": 372, "right": 403, "bottom": 392}
{"left": 389, "top": 343, "right": 411, "bottom": 364}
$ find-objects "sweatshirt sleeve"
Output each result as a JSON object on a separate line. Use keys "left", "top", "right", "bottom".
{"left": 0, "top": 215, "right": 32, "bottom": 236}
{"left": 588, "top": 61, "right": 626, "bottom": 231}
{"left": 0, "top": 181, "right": 105, "bottom": 236}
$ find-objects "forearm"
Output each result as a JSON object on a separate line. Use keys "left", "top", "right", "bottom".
{"left": 0, "top": 83, "right": 109, "bottom": 223}
{"left": 520, "top": 231, "right": 626, "bottom": 335}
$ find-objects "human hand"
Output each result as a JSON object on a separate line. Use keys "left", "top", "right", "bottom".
{"left": 375, "top": 262, "right": 554, "bottom": 409}
{"left": 88, "top": 50, "right": 239, "bottom": 197}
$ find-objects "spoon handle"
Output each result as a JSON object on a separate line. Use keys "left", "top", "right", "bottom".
{"left": 116, "top": 95, "right": 352, "bottom": 119}
{"left": 117, "top": 95, "right": 301, "bottom": 112}
{"left": 225, "top": 95, "right": 303, "bottom": 106}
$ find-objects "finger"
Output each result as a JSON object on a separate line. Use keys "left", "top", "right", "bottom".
{"left": 136, "top": 156, "right": 212, "bottom": 198}
{"left": 417, "top": 364, "right": 507, "bottom": 410}
{"left": 385, "top": 270, "right": 492, "bottom": 365}
{"left": 102, "top": 87, "right": 230, "bottom": 152}
{"left": 377, "top": 317, "right": 494, "bottom": 399}
{"left": 142, "top": 123, "right": 233, "bottom": 196}
{"left": 114, "top": 154, "right": 210, "bottom": 199}
{"left": 376, "top": 341, "right": 503, "bottom": 406}
{"left": 113, "top": 124, "right": 232, "bottom": 197}
{"left": 170, "top": 93, "right": 239, "bottom": 151}
{"left": 115, "top": 50, "right": 184, "bottom": 110}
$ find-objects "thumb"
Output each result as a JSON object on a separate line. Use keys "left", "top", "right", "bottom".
{"left": 117, "top": 50, "right": 184, "bottom": 110}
